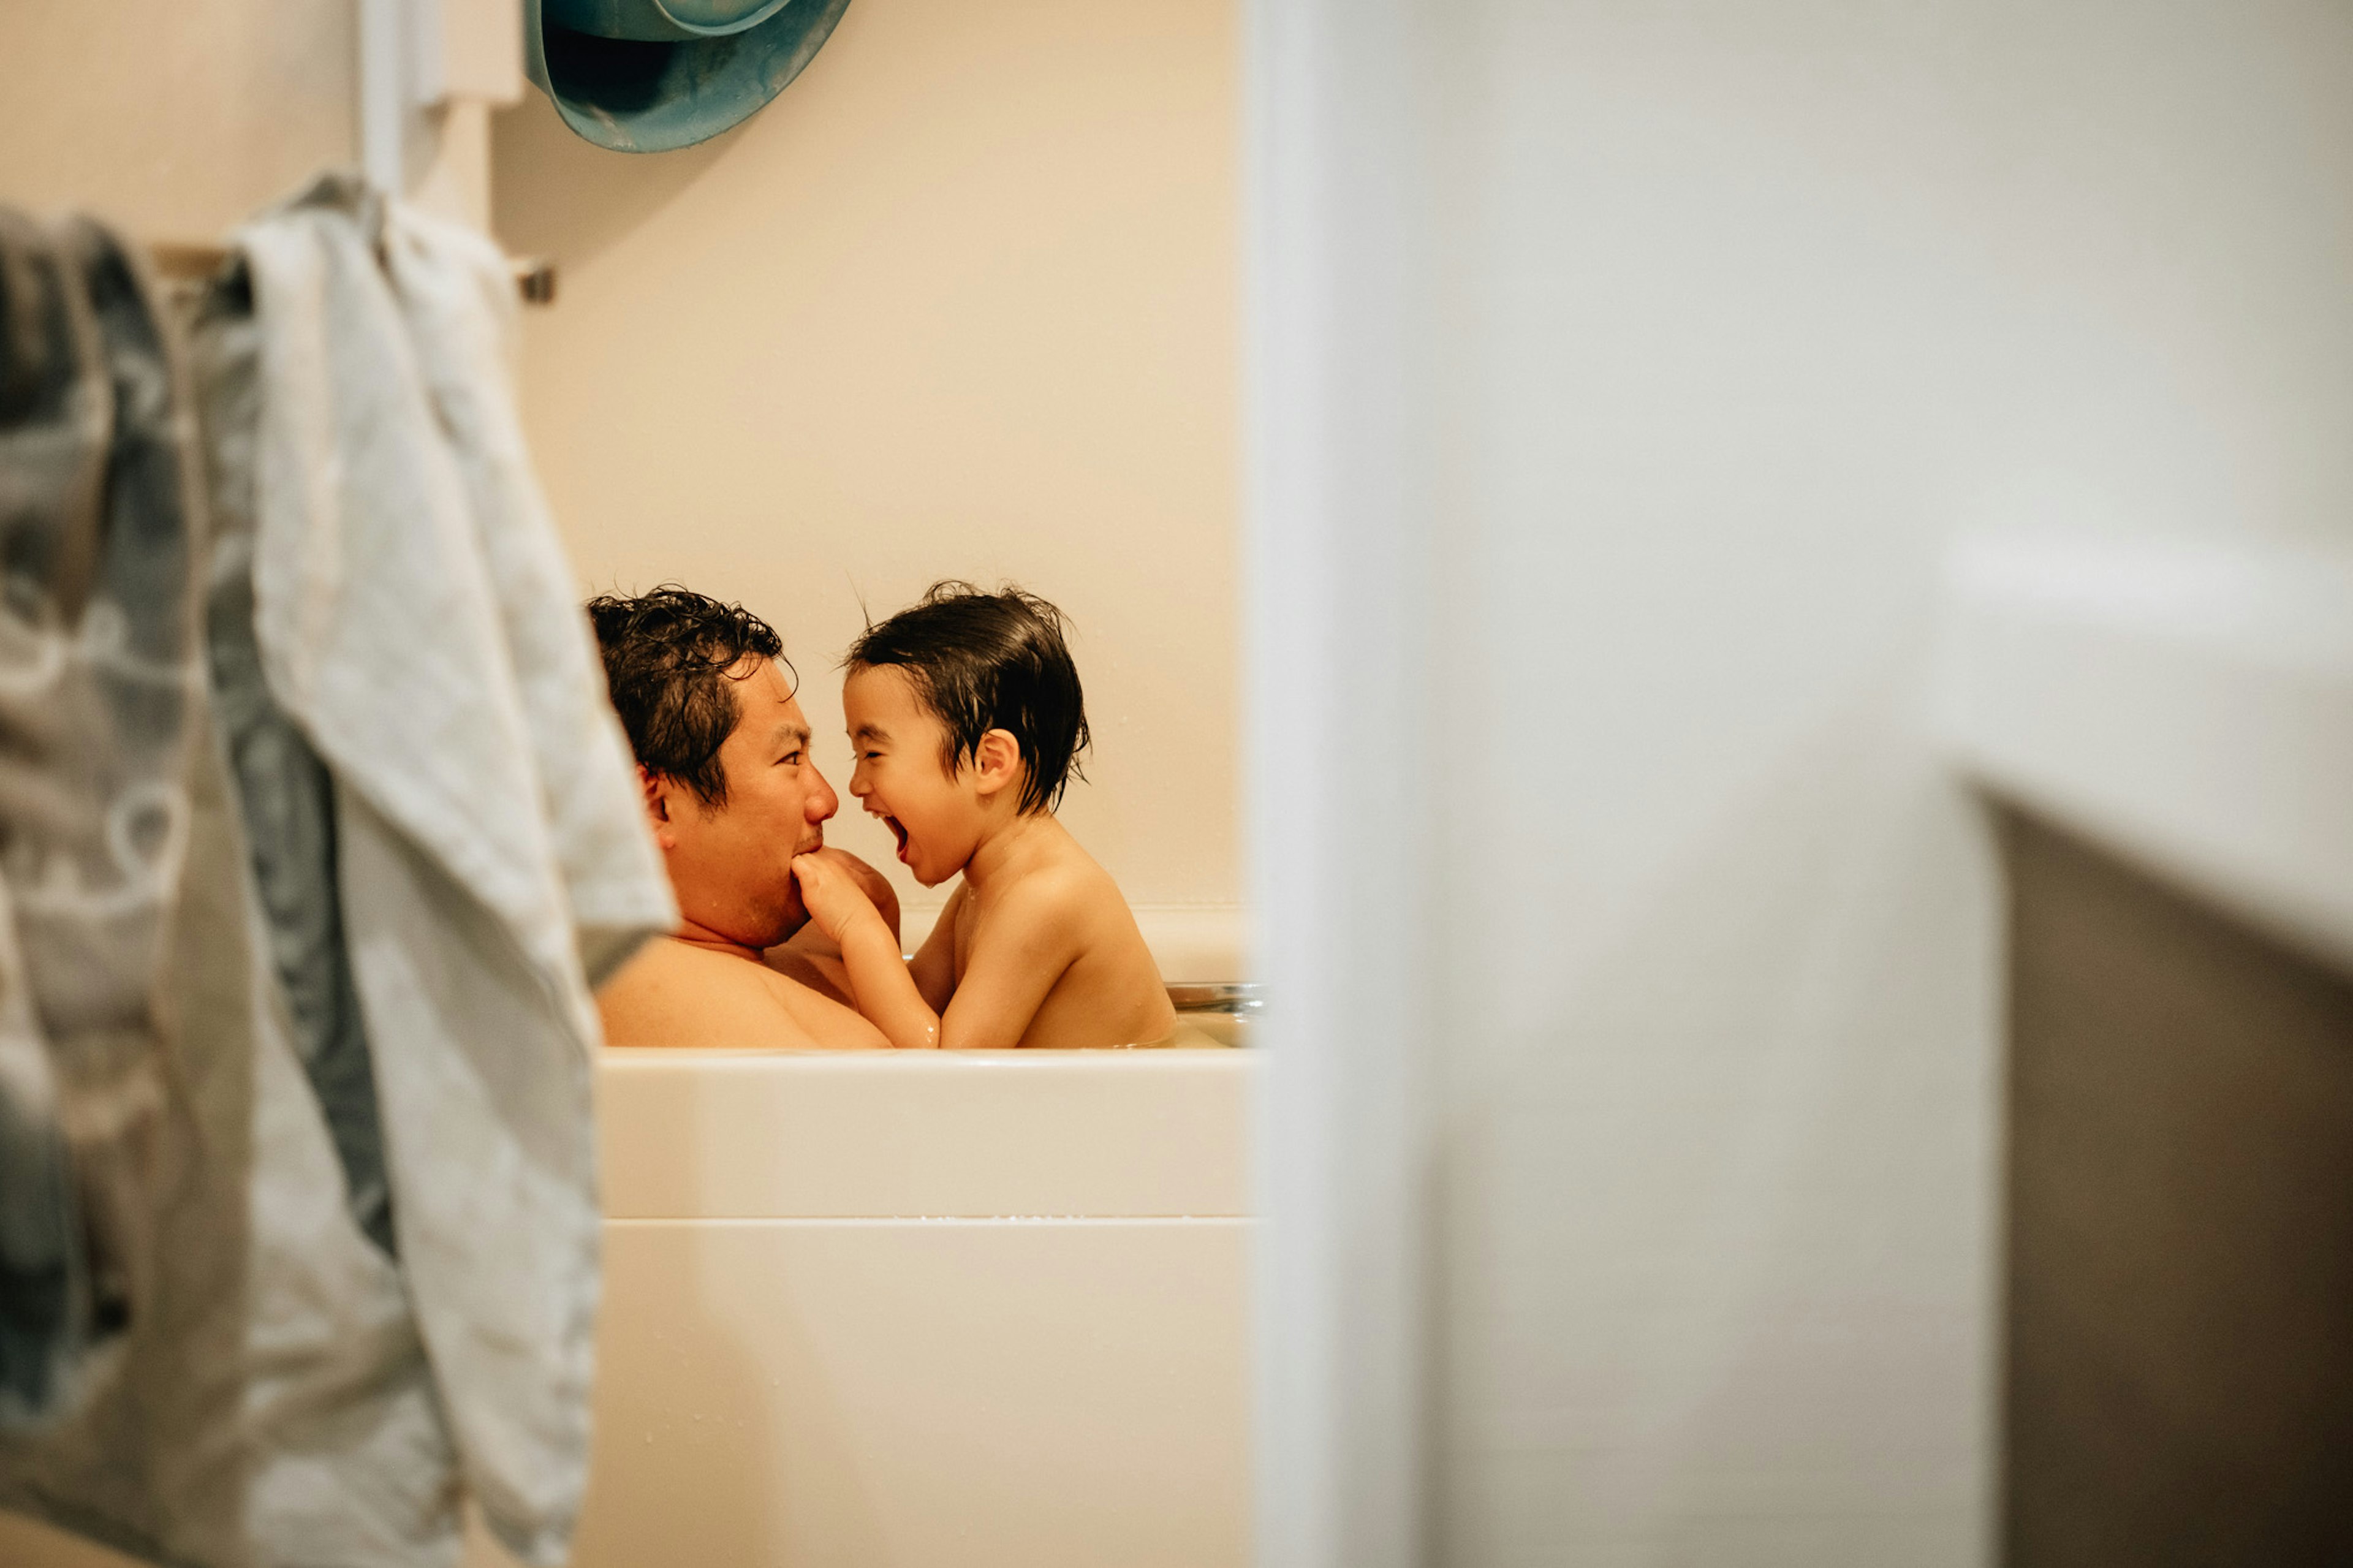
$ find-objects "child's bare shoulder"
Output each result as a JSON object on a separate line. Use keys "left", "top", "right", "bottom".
{"left": 977, "top": 848, "right": 1128, "bottom": 945}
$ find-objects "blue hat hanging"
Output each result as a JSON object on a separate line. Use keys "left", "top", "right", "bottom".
{"left": 525, "top": 0, "right": 854, "bottom": 153}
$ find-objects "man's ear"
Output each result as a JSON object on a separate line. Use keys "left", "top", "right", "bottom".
{"left": 971, "top": 729, "right": 1024, "bottom": 800}
{"left": 640, "top": 765, "right": 680, "bottom": 847}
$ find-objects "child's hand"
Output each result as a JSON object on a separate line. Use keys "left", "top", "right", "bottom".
{"left": 792, "top": 851, "right": 879, "bottom": 945}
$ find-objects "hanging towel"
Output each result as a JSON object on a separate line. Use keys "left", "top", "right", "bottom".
{"left": 199, "top": 267, "right": 398, "bottom": 1263}
{"left": 188, "top": 273, "right": 461, "bottom": 1563}
{"left": 0, "top": 180, "right": 664, "bottom": 1567}
{"left": 0, "top": 885, "right": 85, "bottom": 1434}
{"left": 0, "top": 212, "right": 461, "bottom": 1568}
{"left": 0, "top": 209, "right": 194, "bottom": 1442}
{"left": 0, "top": 211, "right": 112, "bottom": 1433}
{"left": 236, "top": 173, "right": 674, "bottom": 1566}
{"left": 377, "top": 199, "right": 672, "bottom": 990}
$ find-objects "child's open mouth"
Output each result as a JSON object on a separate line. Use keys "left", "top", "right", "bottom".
{"left": 884, "top": 815, "right": 910, "bottom": 863}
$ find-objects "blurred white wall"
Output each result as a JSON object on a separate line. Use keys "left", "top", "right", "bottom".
{"left": 491, "top": 0, "right": 1242, "bottom": 940}
{"left": 1251, "top": 2, "right": 2353, "bottom": 1566}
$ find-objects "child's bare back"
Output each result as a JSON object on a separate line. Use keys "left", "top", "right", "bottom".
{"left": 914, "top": 822, "right": 1170, "bottom": 1049}
{"left": 789, "top": 583, "right": 1175, "bottom": 1050}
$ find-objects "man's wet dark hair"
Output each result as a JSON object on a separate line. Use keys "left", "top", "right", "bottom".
{"left": 846, "top": 581, "right": 1089, "bottom": 816}
{"left": 586, "top": 585, "right": 792, "bottom": 808}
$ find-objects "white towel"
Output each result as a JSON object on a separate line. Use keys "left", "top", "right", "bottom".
{"left": 238, "top": 173, "right": 673, "bottom": 1565}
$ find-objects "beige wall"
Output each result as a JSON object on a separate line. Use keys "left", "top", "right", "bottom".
{"left": 491, "top": 0, "right": 1242, "bottom": 930}
{"left": 0, "top": 0, "right": 354, "bottom": 234}
{"left": 0, "top": 0, "right": 1243, "bottom": 932}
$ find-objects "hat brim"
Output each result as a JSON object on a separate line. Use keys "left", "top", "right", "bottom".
{"left": 525, "top": 0, "right": 853, "bottom": 153}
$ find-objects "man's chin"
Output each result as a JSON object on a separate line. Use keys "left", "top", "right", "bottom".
{"left": 724, "top": 896, "right": 808, "bottom": 956}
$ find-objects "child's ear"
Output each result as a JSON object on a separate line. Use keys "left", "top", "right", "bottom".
{"left": 971, "top": 729, "right": 1023, "bottom": 799}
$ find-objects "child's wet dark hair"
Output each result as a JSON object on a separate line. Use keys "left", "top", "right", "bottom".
{"left": 846, "top": 581, "right": 1089, "bottom": 815}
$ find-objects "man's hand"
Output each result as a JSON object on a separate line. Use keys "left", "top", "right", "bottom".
{"left": 790, "top": 850, "right": 883, "bottom": 947}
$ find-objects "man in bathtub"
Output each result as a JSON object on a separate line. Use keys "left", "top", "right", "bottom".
{"left": 588, "top": 586, "right": 897, "bottom": 1050}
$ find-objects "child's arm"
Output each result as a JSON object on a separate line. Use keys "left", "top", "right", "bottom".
{"left": 789, "top": 854, "right": 939, "bottom": 1049}
{"left": 776, "top": 847, "right": 900, "bottom": 960}
{"left": 763, "top": 849, "right": 901, "bottom": 1007}
{"left": 906, "top": 882, "right": 963, "bottom": 1013}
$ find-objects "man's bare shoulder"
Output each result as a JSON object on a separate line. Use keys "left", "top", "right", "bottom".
{"left": 762, "top": 943, "right": 855, "bottom": 1007}
{"left": 599, "top": 937, "right": 889, "bottom": 1051}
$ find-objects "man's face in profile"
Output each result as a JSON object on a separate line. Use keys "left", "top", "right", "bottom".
{"left": 651, "top": 656, "right": 838, "bottom": 950}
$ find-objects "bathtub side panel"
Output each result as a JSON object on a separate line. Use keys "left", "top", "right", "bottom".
{"left": 543, "top": 1218, "right": 1252, "bottom": 1567}
{"left": 599, "top": 1052, "right": 1253, "bottom": 1220}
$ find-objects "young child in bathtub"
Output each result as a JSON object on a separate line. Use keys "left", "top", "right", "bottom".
{"left": 786, "top": 583, "right": 1176, "bottom": 1050}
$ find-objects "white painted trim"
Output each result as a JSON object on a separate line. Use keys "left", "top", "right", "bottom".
{"left": 1937, "top": 532, "right": 2353, "bottom": 969}
{"left": 357, "top": 0, "right": 514, "bottom": 227}
{"left": 358, "top": 0, "right": 406, "bottom": 192}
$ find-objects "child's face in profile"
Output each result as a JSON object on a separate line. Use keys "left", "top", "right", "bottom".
{"left": 844, "top": 664, "right": 979, "bottom": 887}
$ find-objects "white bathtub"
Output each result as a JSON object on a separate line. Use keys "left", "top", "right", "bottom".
{"left": 463, "top": 1039, "right": 1256, "bottom": 1568}
{"left": 0, "top": 1041, "right": 1255, "bottom": 1568}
